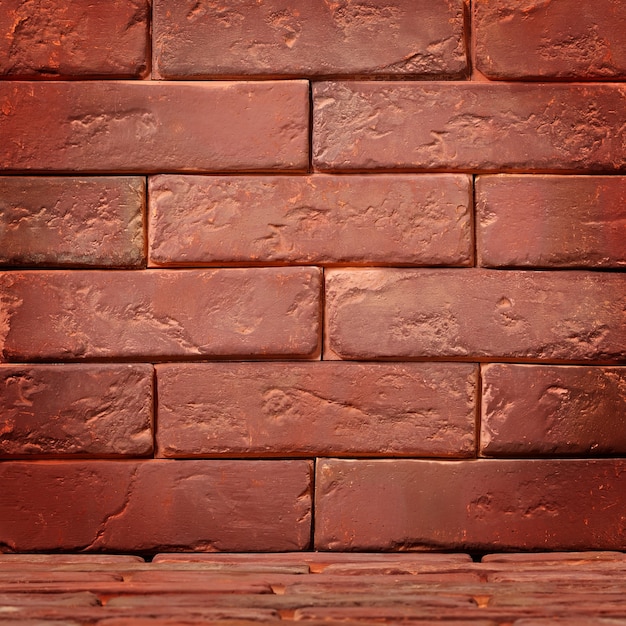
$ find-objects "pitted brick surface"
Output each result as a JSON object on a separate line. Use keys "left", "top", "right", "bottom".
{"left": 153, "top": 0, "right": 467, "bottom": 78}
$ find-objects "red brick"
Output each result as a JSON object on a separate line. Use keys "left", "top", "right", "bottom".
{"left": 325, "top": 268, "right": 626, "bottom": 362}
{"left": 0, "top": 81, "right": 308, "bottom": 173}
{"left": 148, "top": 174, "right": 473, "bottom": 267}
{"left": 155, "top": 362, "right": 477, "bottom": 458}
{"left": 153, "top": 0, "right": 467, "bottom": 79}
{"left": 0, "top": 177, "right": 145, "bottom": 268}
{"left": 151, "top": 552, "right": 473, "bottom": 565}
{"left": 474, "top": 0, "right": 626, "bottom": 80}
{"left": 97, "top": 616, "right": 280, "bottom": 626}
{"left": 313, "top": 82, "right": 626, "bottom": 172}
{"left": 0, "top": 592, "right": 100, "bottom": 606}
{"left": 0, "top": 0, "right": 149, "bottom": 78}
{"left": 0, "top": 364, "right": 153, "bottom": 458}
{"left": 0, "top": 555, "right": 143, "bottom": 565}
{"left": 0, "top": 268, "right": 321, "bottom": 361}
{"left": 294, "top": 608, "right": 490, "bottom": 622}
{"left": 482, "top": 552, "right": 626, "bottom": 563}
{"left": 481, "top": 365, "right": 626, "bottom": 457}
{"left": 0, "top": 460, "right": 311, "bottom": 552}
{"left": 315, "top": 459, "right": 626, "bottom": 551}
{"left": 476, "top": 176, "right": 626, "bottom": 269}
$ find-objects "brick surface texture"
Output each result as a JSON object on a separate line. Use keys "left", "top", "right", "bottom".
{"left": 0, "top": 0, "right": 625, "bottom": 556}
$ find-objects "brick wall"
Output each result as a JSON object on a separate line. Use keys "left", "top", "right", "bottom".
{"left": 0, "top": 0, "right": 625, "bottom": 554}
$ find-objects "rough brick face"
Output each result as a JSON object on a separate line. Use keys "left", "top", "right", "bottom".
{"left": 481, "top": 364, "right": 626, "bottom": 457}
{"left": 0, "top": 0, "right": 624, "bottom": 558}
{"left": 0, "top": 177, "right": 145, "bottom": 267}
{"left": 0, "top": 0, "right": 149, "bottom": 78}
{"left": 0, "top": 269, "right": 321, "bottom": 361}
{"left": 0, "top": 364, "right": 153, "bottom": 457}
{"left": 325, "top": 269, "right": 626, "bottom": 362}
{"left": 476, "top": 175, "right": 626, "bottom": 269}
{"left": 153, "top": 0, "right": 467, "bottom": 79}
{"left": 315, "top": 459, "right": 626, "bottom": 551}
{"left": 474, "top": 0, "right": 626, "bottom": 80}
{"left": 155, "top": 362, "right": 477, "bottom": 458}
{"left": 148, "top": 174, "right": 473, "bottom": 267}
{"left": 0, "top": 81, "right": 309, "bottom": 172}
{"left": 0, "top": 460, "right": 312, "bottom": 552}
{"left": 313, "top": 82, "right": 626, "bottom": 172}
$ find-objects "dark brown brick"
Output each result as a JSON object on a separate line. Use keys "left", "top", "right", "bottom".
{"left": 313, "top": 82, "right": 626, "bottom": 172}
{"left": 474, "top": 0, "right": 626, "bottom": 80}
{"left": 148, "top": 174, "right": 473, "bottom": 267}
{"left": 0, "top": 364, "right": 153, "bottom": 458}
{"left": 0, "top": 460, "right": 312, "bottom": 551}
{"left": 315, "top": 459, "right": 626, "bottom": 551}
{"left": 153, "top": 0, "right": 467, "bottom": 79}
{"left": 480, "top": 364, "right": 626, "bottom": 457}
{"left": 0, "top": 0, "right": 149, "bottom": 78}
{"left": 0, "top": 177, "right": 145, "bottom": 268}
{"left": 0, "top": 268, "right": 321, "bottom": 361}
{"left": 0, "top": 81, "right": 308, "bottom": 173}
{"left": 325, "top": 268, "right": 626, "bottom": 362}
{"left": 155, "top": 362, "right": 477, "bottom": 458}
{"left": 477, "top": 175, "right": 626, "bottom": 268}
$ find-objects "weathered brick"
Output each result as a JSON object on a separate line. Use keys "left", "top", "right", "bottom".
{"left": 0, "top": 177, "right": 145, "bottom": 268}
{"left": 477, "top": 176, "right": 626, "bottom": 268}
{"left": 0, "top": 0, "right": 149, "bottom": 78}
{"left": 151, "top": 552, "right": 473, "bottom": 565}
{"left": 315, "top": 459, "right": 626, "bottom": 551}
{"left": 0, "top": 268, "right": 320, "bottom": 361}
{"left": 0, "top": 460, "right": 312, "bottom": 552}
{"left": 0, "top": 364, "right": 153, "bottom": 458}
{"left": 474, "top": 0, "right": 626, "bottom": 80}
{"left": 313, "top": 82, "right": 626, "bottom": 172}
{"left": 0, "top": 81, "right": 308, "bottom": 173}
{"left": 153, "top": 0, "right": 467, "bottom": 79}
{"left": 148, "top": 174, "right": 472, "bottom": 267}
{"left": 155, "top": 362, "right": 477, "bottom": 458}
{"left": 480, "top": 364, "right": 626, "bottom": 457}
{"left": 325, "top": 268, "right": 626, "bottom": 362}
{"left": 482, "top": 552, "right": 626, "bottom": 563}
